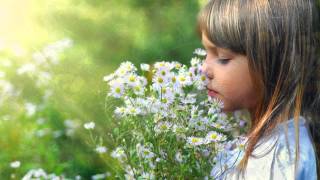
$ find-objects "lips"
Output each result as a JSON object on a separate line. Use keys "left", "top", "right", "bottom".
{"left": 207, "top": 88, "right": 218, "bottom": 97}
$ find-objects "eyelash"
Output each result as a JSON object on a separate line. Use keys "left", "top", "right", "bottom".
{"left": 203, "top": 51, "right": 231, "bottom": 65}
{"left": 217, "top": 58, "right": 230, "bottom": 65}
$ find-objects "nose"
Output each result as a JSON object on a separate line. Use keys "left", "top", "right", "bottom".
{"left": 200, "top": 62, "right": 207, "bottom": 75}
{"left": 201, "top": 60, "right": 212, "bottom": 79}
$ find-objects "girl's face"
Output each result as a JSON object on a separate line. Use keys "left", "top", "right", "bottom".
{"left": 201, "top": 33, "right": 259, "bottom": 113}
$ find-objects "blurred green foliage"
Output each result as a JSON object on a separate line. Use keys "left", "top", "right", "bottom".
{"left": 0, "top": 0, "right": 204, "bottom": 178}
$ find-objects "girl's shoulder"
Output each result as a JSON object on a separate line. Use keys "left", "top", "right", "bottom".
{"left": 211, "top": 116, "right": 317, "bottom": 180}
{"left": 272, "top": 116, "right": 317, "bottom": 180}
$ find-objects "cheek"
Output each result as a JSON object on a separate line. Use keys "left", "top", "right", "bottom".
{"left": 219, "top": 78, "right": 246, "bottom": 98}
{"left": 216, "top": 69, "right": 257, "bottom": 107}
{"left": 215, "top": 67, "right": 249, "bottom": 93}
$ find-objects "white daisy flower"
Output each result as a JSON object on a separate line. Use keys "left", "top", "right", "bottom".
{"left": 181, "top": 93, "right": 197, "bottom": 104}
{"left": 208, "top": 107, "right": 219, "bottom": 115}
{"left": 125, "top": 106, "right": 141, "bottom": 116}
{"left": 84, "top": 122, "right": 95, "bottom": 130}
{"left": 175, "top": 151, "right": 183, "bottom": 163}
{"left": 132, "top": 84, "right": 145, "bottom": 96}
{"left": 235, "top": 136, "right": 247, "bottom": 150}
{"left": 140, "top": 63, "right": 150, "bottom": 71}
{"left": 25, "top": 102, "right": 37, "bottom": 117}
{"left": 170, "top": 61, "right": 182, "bottom": 70}
{"left": 141, "top": 172, "right": 155, "bottom": 179}
{"left": 193, "top": 48, "right": 207, "bottom": 56}
{"left": 187, "top": 136, "right": 205, "bottom": 146}
{"left": 10, "top": 161, "right": 21, "bottom": 168}
{"left": 191, "top": 57, "right": 202, "bottom": 66}
{"left": 155, "top": 121, "right": 172, "bottom": 132}
{"left": 114, "top": 107, "right": 127, "bottom": 117}
{"left": 208, "top": 97, "right": 224, "bottom": 110}
{"left": 154, "top": 121, "right": 172, "bottom": 134}
{"left": 148, "top": 161, "right": 156, "bottom": 169}
{"left": 205, "top": 131, "right": 226, "bottom": 144}
{"left": 152, "top": 74, "right": 169, "bottom": 91}
{"left": 177, "top": 73, "right": 192, "bottom": 87}
{"left": 17, "top": 63, "right": 37, "bottom": 75}
{"left": 120, "top": 61, "right": 137, "bottom": 72}
{"left": 95, "top": 146, "right": 107, "bottom": 154}
{"left": 103, "top": 73, "right": 115, "bottom": 82}
{"left": 155, "top": 66, "right": 171, "bottom": 78}
{"left": 168, "top": 73, "right": 181, "bottom": 89}
{"left": 108, "top": 79, "right": 125, "bottom": 98}
{"left": 159, "top": 88, "right": 175, "bottom": 104}
{"left": 115, "top": 61, "right": 137, "bottom": 77}
{"left": 188, "top": 66, "right": 197, "bottom": 80}
{"left": 158, "top": 109, "right": 172, "bottom": 118}
{"left": 159, "top": 150, "right": 168, "bottom": 159}
{"left": 22, "top": 168, "right": 47, "bottom": 180}
{"left": 172, "top": 124, "right": 186, "bottom": 134}
{"left": 136, "top": 143, "right": 155, "bottom": 159}
{"left": 195, "top": 73, "right": 209, "bottom": 90}
{"left": 125, "top": 73, "right": 139, "bottom": 87}
{"left": 92, "top": 172, "right": 110, "bottom": 180}
{"left": 124, "top": 166, "right": 136, "bottom": 180}
{"left": 189, "top": 117, "right": 208, "bottom": 131}
{"left": 211, "top": 122, "right": 224, "bottom": 129}
{"left": 111, "top": 147, "right": 126, "bottom": 161}
{"left": 154, "top": 61, "right": 170, "bottom": 69}
{"left": 155, "top": 157, "right": 161, "bottom": 162}
{"left": 138, "top": 76, "right": 147, "bottom": 86}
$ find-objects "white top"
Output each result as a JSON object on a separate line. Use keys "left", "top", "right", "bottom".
{"left": 211, "top": 116, "right": 317, "bottom": 180}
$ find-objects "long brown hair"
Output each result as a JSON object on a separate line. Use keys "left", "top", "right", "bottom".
{"left": 197, "top": 0, "right": 320, "bottom": 177}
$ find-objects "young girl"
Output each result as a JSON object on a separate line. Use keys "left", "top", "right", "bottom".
{"left": 198, "top": 0, "right": 319, "bottom": 179}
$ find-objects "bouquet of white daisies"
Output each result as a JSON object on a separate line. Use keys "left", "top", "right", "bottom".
{"left": 103, "top": 49, "right": 247, "bottom": 179}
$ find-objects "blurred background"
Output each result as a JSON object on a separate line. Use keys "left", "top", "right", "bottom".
{"left": 0, "top": 0, "right": 206, "bottom": 178}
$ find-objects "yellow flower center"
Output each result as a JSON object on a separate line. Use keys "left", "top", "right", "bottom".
{"left": 157, "top": 77, "right": 164, "bottom": 83}
{"left": 144, "top": 150, "right": 150, "bottom": 155}
{"left": 192, "top": 138, "right": 199, "bottom": 143}
{"left": 115, "top": 87, "right": 121, "bottom": 93}
{"left": 129, "top": 76, "right": 135, "bottom": 82}
{"left": 160, "top": 124, "right": 168, "bottom": 130}
{"left": 135, "top": 86, "right": 141, "bottom": 91}
{"left": 161, "top": 98, "right": 168, "bottom": 103}
{"left": 179, "top": 77, "right": 186, "bottom": 82}
{"left": 130, "top": 108, "right": 136, "bottom": 113}
{"left": 210, "top": 133, "right": 217, "bottom": 139}
{"left": 172, "top": 77, "right": 176, "bottom": 83}
{"left": 201, "top": 75, "right": 206, "bottom": 81}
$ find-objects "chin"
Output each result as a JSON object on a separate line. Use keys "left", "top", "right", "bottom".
{"left": 221, "top": 105, "right": 239, "bottom": 113}
{"left": 221, "top": 109, "right": 234, "bottom": 113}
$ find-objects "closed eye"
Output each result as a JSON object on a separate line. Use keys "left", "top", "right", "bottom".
{"left": 218, "top": 59, "right": 230, "bottom": 65}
